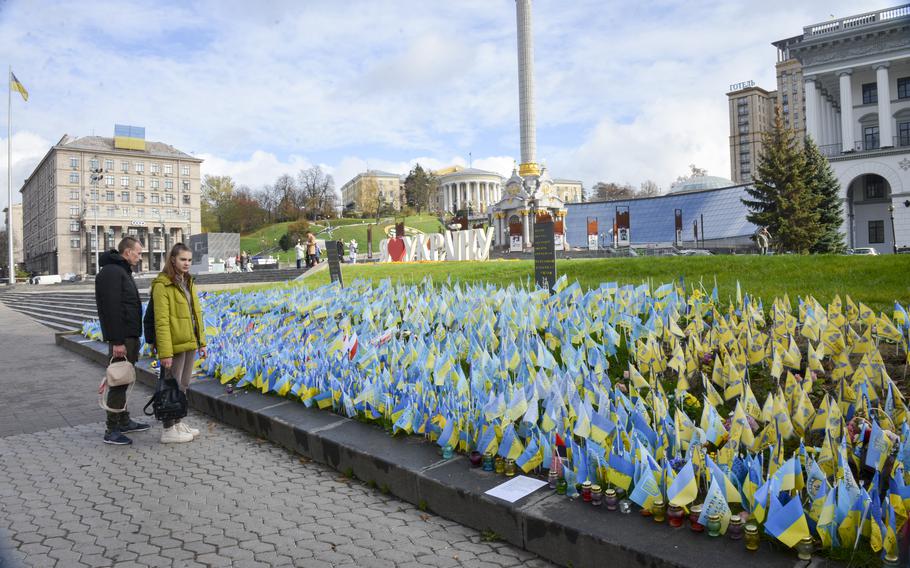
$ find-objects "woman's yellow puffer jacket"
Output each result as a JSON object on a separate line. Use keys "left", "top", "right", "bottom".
{"left": 151, "top": 272, "right": 205, "bottom": 359}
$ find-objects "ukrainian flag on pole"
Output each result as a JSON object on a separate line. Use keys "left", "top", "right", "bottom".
{"left": 10, "top": 71, "right": 28, "bottom": 101}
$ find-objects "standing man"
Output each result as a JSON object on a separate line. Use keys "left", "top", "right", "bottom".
{"left": 306, "top": 232, "right": 318, "bottom": 267}
{"left": 295, "top": 239, "right": 306, "bottom": 269}
{"left": 95, "top": 236, "right": 150, "bottom": 445}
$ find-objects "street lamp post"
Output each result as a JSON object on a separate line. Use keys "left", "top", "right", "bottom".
{"left": 889, "top": 204, "right": 896, "bottom": 254}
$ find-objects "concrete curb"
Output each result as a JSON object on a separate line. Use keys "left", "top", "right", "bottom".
{"left": 56, "top": 331, "right": 824, "bottom": 568}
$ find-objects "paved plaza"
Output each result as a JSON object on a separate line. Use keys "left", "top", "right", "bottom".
{"left": 0, "top": 303, "right": 554, "bottom": 568}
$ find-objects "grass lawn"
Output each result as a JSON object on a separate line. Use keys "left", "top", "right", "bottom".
{"left": 239, "top": 215, "right": 445, "bottom": 264}
{"left": 274, "top": 254, "right": 910, "bottom": 312}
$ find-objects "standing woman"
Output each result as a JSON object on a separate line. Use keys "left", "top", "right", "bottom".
{"left": 152, "top": 243, "right": 207, "bottom": 443}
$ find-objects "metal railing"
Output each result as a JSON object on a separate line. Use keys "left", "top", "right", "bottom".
{"left": 818, "top": 137, "right": 910, "bottom": 158}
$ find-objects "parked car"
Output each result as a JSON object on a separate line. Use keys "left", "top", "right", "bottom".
{"left": 849, "top": 247, "right": 878, "bottom": 255}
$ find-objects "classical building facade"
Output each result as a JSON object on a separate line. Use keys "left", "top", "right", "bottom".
{"left": 785, "top": 5, "right": 910, "bottom": 253}
{"left": 340, "top": 170, "right": 403, "bottom": 214}
{"left": 552, "top": 179, "right": 584, "bottom": 203}
{"left": 20, "top": 133, "right": 202, "bottom": 275}
{"left": 727, "top": 5, "right": 910, "bottom": 252}
{"left": 435, "top": 166, "right": 503, "bottom": 214}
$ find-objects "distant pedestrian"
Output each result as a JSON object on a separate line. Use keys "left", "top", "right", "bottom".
{"left": 306, "top": 232, "right": 318, "bottom": 267}
{"left": 349, "top": 239, "right": 358, "bottom": 264}
{"left": 295, "top": 239, "right": 306, "bottom": 269}
{"left": 95, "top": 236, "right": 151, "bottom": 445}
{"left": 151, "top": 243, "right": 207, "bottom": 444}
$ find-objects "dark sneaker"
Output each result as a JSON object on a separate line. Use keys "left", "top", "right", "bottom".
{"left": 103, "top": 431, "right": 133, "bottom": 445}
{"left": 121, "top": 419, "right": 151, "bottom": 433}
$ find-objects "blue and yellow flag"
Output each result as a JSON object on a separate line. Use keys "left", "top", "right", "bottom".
{"left": 765, "top": 493, "right": 811, "bottom": 548}
{"left": 10, "top": 71, "right": 28, "bottom": 101}
{"left": 667, "top": 460, "right": 698, "bottom": 507}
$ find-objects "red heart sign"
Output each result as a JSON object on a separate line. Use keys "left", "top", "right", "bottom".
{"left": 387, "top": 237, "right": 406, "bottom": 262}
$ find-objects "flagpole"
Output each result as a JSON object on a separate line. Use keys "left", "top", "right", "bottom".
{"left": 7, "top": 65, "right": 13, "bottom": 285}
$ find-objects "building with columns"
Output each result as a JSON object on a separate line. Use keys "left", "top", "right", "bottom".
{"left": 779, "top": 4, "right": 910, "bottom": 253}
{"left": 340, "top": 170, "right": 403, "bottom": 215}
{"left": 19, "top": 131, "right": 202, "bottom": 276}
{"left": 435, "top": 166, "right": 503, "bottom": 214}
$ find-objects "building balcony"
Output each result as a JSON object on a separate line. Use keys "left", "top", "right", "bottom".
{"left": 803, "top": 4, "right": 910, "bottom": 40}
{"left": 819, "top": 136, "right": 910, "bottom": 159}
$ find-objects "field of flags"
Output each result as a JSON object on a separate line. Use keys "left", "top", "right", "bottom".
{"left": 82, "top": 275, "right": 910, "bottom": 558}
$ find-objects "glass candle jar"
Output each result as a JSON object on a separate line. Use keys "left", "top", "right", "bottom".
{"left": 469, "top": 451, "right": 482, "bottom": 468}
{"left": 482, "top": 452, "right": 494, "bottom": 471}
{"left": 744, "top": 523, "right": 760, "bottom": 551}
{"left": 591, "top": 485, "right": 603, "bottom": 507}
{"left": 688, "top": 504, "right": 704, "bottom": 532}
{"left": 727, "top": 516, "right": 744, "bottom": 540}
{"left": 556, "top": 478, "right": 567, "bottom": 495}
{"left": 796, "top": 536, "right": 814, "bottom": 561}
{"left": 604, "top": 488, "right": 618, "bottom": 511}
{"left": 504, "top": 459, "right": 516, "bottom": 477}
{"left": 581, "top": 481, "right": 592, "bottom": 502}
{"left": 494, "top": 456, "right": 505, "bottom": 474}
{"left": 548, "top": 470, "right": 559, "bottom": 489}
{"left": 706, "top": 514, "right": 721, "bottom": 537}
{"left": 667, "top": 505, "right": 685, "bottom": 528}
{"left": 882, "top": 553, "right": 900, "bottom": 567}
{"left": 651, "top": 499, "right": 667, "bottom": 522}
{"left": 442, "top": 445, "right": 454, "bottom": 460}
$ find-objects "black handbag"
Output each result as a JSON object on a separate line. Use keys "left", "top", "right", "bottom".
{"left": 143, "top": 366, "right": 188, "bottom": 422}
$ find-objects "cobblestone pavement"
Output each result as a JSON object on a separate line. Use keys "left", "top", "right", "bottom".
{"left": 0, "top": 305, "right": 556, "bottom": 568}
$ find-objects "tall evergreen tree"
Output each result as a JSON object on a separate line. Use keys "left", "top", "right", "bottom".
{"left": 742, "top": 109, "right": 821, "bottom": 254}
{"left": 803, "top": 138, "right": 846, "bottom": 253}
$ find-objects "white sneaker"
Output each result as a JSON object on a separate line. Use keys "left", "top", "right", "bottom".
{"left": 177, "top": 422, "right": 200, "bottom": 438}
{"left": 160, "top": 426, "right": 193, "bottom": 444}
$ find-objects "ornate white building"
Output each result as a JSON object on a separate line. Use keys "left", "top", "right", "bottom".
{"left": 435, "top": 166, "right": 503, "bottom": 214}
{"left": 776, "top": 5, "right": 910, "bottom": 253}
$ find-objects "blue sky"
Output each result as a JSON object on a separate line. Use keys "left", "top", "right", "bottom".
{"left": 0, "top": 0, "right": 885, "bottom": 210}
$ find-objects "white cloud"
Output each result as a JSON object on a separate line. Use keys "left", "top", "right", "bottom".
{"left": 198, "top": 151, "right": 313, "bottom": 189}
{"left": 0, "top": 131, "right": 55, "bottom": 210}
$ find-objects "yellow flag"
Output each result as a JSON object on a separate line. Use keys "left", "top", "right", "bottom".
{"left": 10, "top": 71, "right": 28, "bottom": 101}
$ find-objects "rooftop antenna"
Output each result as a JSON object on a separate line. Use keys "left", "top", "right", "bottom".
{"left": 469, "top": 152, "right": 472, "bottom": 168}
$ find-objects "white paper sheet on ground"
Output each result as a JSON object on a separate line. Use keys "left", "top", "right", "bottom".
{"left": 484, "top": 476, "right": 548, "bottom": 503}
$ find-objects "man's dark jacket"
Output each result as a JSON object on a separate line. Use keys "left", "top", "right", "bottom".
{"left": 95, "top": 250, "right": 142, "bottom": 344}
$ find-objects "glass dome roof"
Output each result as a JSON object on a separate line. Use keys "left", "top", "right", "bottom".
{"left": 669, "top": 175, "right": 736, "bottom": 193}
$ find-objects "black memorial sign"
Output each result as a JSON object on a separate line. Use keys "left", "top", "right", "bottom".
{"left": 534, "top": 221, "right": 556, "bottom": 292}
{"left": 325, "top": 240, "right": 344, "bottom": 287}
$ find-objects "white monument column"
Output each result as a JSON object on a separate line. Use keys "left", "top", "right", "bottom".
{"left": 516, "top": 0, "right": 537, "bottom": 168}
{"left": 876, "top": 64, "right": 893, "bottom": 147}
{"left": 522, "top": 210, "right": 530, "bottom": 247}
{"left": 839, "top": 71, "right": 854, "bottom": 152}
{"left": 805, "top": 77, "right": 819, "bottom": 142}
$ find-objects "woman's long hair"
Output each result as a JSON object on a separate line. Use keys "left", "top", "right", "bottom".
{"left": 163, "top": 243, "right": 192, "bottom": 284}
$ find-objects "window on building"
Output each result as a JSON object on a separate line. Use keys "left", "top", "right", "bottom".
{"left": 151, "top": 194, "right": 160, "bottom": 204}
{"left": 899, "top": 121, "right": 910, "bottom": 147}
{"left": 782, "top": 104, "right": 789, "bottom": 114}
{"left": 183, "top": 194, "right": 191, "bottom": 205}
{"left": 165, "top": 194, "right": 174, "bottom": 205}
{"left": 164, "top": 164, "right": 173, "bottom": 175}
{"left": 120, "top": 161, "right": 129, "bottom": 173}
{"left": 121, "top": 191, "right": 130, "bottom": 202}
{"left": 121, "top": 207, "right": 130, "bottom": 216}
{"left": 136, "top": 178, "right": 145, "bottom": 188}
{"left": 70, "top": 238, "right": 81, "bottom": 249}
{"left": 898, "top": 77, "right": 909, "bottom": 100}
{"left": 151, "top": 179, "right": 159, "bottom": 189}
{"left": 135, "top": 162, "right": 144, "bottom": 174}
{"left": 164, "top": 180, "right": 173, "bottom": 190}
{"left": 864, "top": 126, "right": 880, "bottom": 150}
{"left": 865, "top": 176, "right": 885, "bottom": 200}
{"left": 90, "top": 189, "right": 99, "bottom": 200}
{"left": 868, "top": 220, "right": 885, "bottom": 244}
{"left": 105, "top": 159, "right": 114, "bottom": 171}
{"left": 69, "top": 221, "right": 80, "bottom": 232}
{"left": 120, "top": 176, "right": 129, "bottom": 187}
{"left": 151, "top": 208, "right": 159, "bottom": 217}
{"left": 89, "top": 158, "right": 99, "bottom": 170}
{"left": 70, "top": 157, "right": 79, "bottom": 168}
{"left": 105, "top": 175, "right": 114, "bottom": 187}
{"left": 137, "top": 208, "right": 145, "bottom": 217}
{"left": 151, "top": 163, "right": 160, "bottom": 174}
{"left": 739, "top": 124, "right": 749, "bottom": 134}
{"left": 182, "top": 180, "right": 190, "bottom": 191}
{"left": 105, "top": 190, "right": 114, "bottom": 201}
{"left": 90, "top": 205, "right": 99, "bottom": 214}
{"left": 136, "top": 192, "right": 145, "bottom": 203}
{"left": 69, "top": 172, "right": 79, "bottom": 183}
{"left": 70, "top": 206, "right": 79, "bottom": 216}
{"left": 862, "top": 83, "right": 878, "bottom": 105}
{"left": 181, "top": 165, "right": 189, "bottom": 176}
{"left": 106, "top": 206, "right": 116, "bottom": 216}
{"left": 70, "top": 190, "right": 79, "bottom": 199}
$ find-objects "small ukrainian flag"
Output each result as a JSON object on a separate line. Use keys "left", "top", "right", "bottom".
{"left": 10, "top": 71, "right": 28, "bottom": 101}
